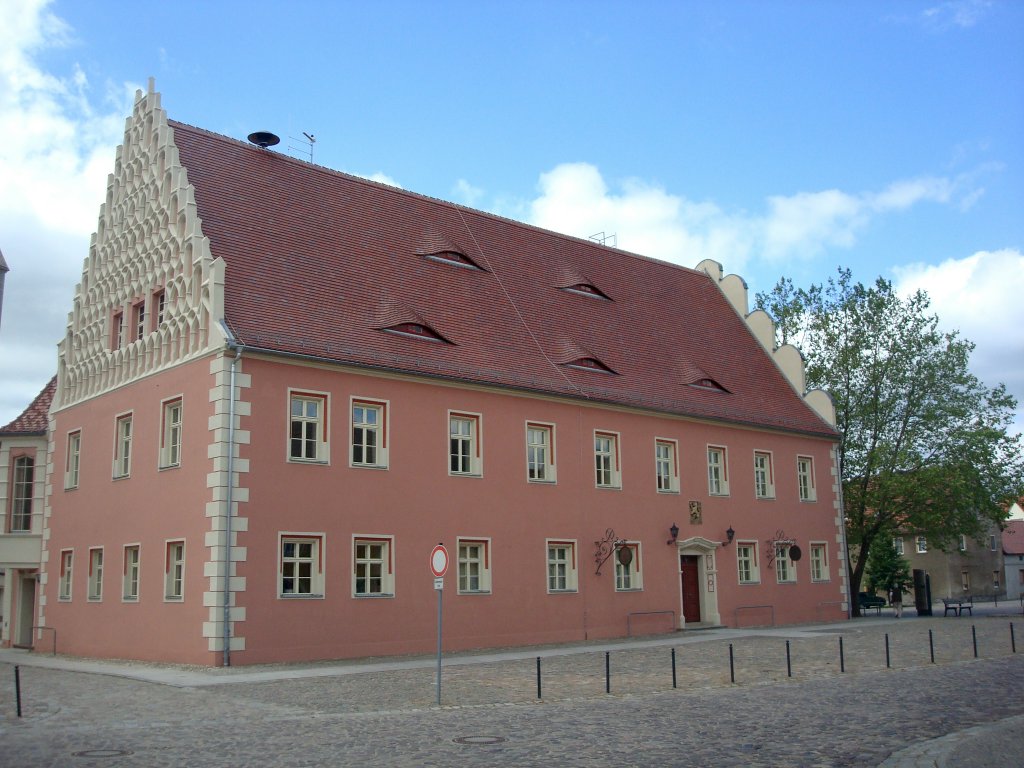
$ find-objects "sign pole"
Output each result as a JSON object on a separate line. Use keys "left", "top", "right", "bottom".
{"left": 436, "top": 582, "right": 443, "bottom": 705}
{"left": 429, "top": 543, "right": 449, "bottom": 706}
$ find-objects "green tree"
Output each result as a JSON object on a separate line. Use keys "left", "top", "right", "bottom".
{"left": 864, "top": 536, "right": 912, "bottom": 597}
{"left": 756, "top": 268, "right": 1023, "bottom": 616}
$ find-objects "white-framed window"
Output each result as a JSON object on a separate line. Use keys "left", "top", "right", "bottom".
{"left": 59, "top": 549, "right": 74, "bottom": 600}
{"left": 797, "top": 456, "right": 816, "bottom": 502}
{"left": 65, "top": 430, "right": 82, "bottom": 489}
{"left": 449, "top": 412, "right": 482, "bottom": 476}
{"left": 916, "top": 536, "right": 927, "bottom": 554}
{"left": 961, "top": 569, "right": 970, "bottom": 591}
{"left": 990, "top": 535, "right": 998, "bottom": 552}
{"left": 753, "top": 450, "right": 775, "bottom": 499}
{"left": 10, "top": 455, "right": 34, "bottom": 532}
{"left": 351, "top": 398, "right": 388, "bottom": 468}
{"left": 614, "top": 541, "right": 642, "bottom": 591}
{"left": 736, "top": 542, "right": 760, "bottom": 584}
{"left": 526, "top": 422, "right": 556, "bottom": 482}
{"left": 893, "top": 537, "right": 904, "bottom": 555}
{"left": 111, "top": 309, "right": 124, "bottom": 349}
{"left": 594, "top": 430, "right": 621, "bottom": 489}
{"left": 958, "top": 534, "right": 967, "bottom": 551}
{"left": 88, "top": 547, "right": 104, "bottom": 601}
{"left": 133, "top": 299, "right": 146, "bottom": 341}
{"left": 457, "top": 538, "right": 491, "bottom": 594}
{"left": 546, "top": 539, "right": 578, "bottom": 593}
{"left": 165, "top": 540, "right": 185, "bottom": 601}
{"left": 655, "top": 439, "right": 679, "bottom": 493}
{"left": 160, "top": 397, "right": 183, "bottom": 469}
{"left": 707, "top": 446, "right": 729, "bottom": 496}
{"left": 112, "top": 413, "right": 132, "bottom": 478}
{"left": 353, "top": 536, "right": 394, "bottom": 596}
{"left": 279, "top": 534, "right": 325, "bottom": 598}
{"left": 810, "top": 542, "right": 829, "bottom": 582}
{"left": 775, "top": 543, "right": 796, "bottom": 583}
{"left": 289, "top": 390, "right": 329, "bottom": 463}
{"left": 153, "top": 288, "right": 166, "bottom": 329}
{"left": 123, "top": 545, "right": 140, "bottom": 601}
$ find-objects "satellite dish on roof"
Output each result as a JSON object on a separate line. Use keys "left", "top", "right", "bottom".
{"left": 247, "top": 131, "right": 280, "bottom": 148}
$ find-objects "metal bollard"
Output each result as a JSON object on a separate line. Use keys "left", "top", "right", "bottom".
{"left": 1011, "top": 622, "right": 1016, "bottom": 654}
{"left": 972, "top": 625, "right": 978, "bottom": 659}
{"left": 729, "top": 643, "right": 735, "bottom": 684}
{"left": 929, "top": 629, "right": 935, "bottom": 664}
{"left": 536, "top": 657, "right": 542, "bottom": 700}
{"left": 885, "top": 633, "right": 891, "bottom": 668}
{"left": 786, "top": 640, "right": 792, "bottom": 678}
{"left": 605, "top": 651, "right": 611, "bottom": 694}
{"left": 15, "top": 665, "right": 22, "bottom": 718}
{"left": 839, "top": 636, "right": 845, "bottom": 673}
{"left": 671, "top": 647, "right": 677, "bottom": 689}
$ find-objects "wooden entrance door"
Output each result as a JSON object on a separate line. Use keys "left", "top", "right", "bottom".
{"left": 17, "top": 575, "right": 35, "bottom": 647}
{"left": 680, "top": 555, "right": 701, "bottom": 623}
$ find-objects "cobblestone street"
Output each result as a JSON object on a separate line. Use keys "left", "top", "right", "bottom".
{"left": 1, "top": 614, "right": 1022, "bottom": 767}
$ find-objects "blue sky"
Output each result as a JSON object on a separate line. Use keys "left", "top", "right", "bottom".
{"left": 1, "top": 0, "right": 1022, "bottom": 434}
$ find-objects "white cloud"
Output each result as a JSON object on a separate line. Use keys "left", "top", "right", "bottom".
{"left": 358, "top": 171, "right": 402, "bottom": 188}
{"left": 893, "top": 248, "right": 1024, "bottom": 433}
{"left": 453, "top": 178, "right": 484, "bottom": 207}
{"left": 922, "top": 0, "right": 992, "bottom": 30}
{"left": 0, "top": 0, "right": 132, "bottom": 424}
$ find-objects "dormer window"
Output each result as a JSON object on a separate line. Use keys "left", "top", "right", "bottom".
{"left": 564, "top": 357, "right": 616, "bottom": 374}
{"left": 425, "top": 250, "right": 484, "bottom": 271}
{"left": 689, "top": 378, "right": 728, "bottom": 393}
{"left": 562, "top": 283, "right": 611, "bottom": 300}
{"left": 381, "top": 322, "right": 450, "bottom": 343}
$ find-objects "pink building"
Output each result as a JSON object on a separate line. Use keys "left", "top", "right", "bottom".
{"left": 28, "top": 82, "right": 847, "bottom": 666}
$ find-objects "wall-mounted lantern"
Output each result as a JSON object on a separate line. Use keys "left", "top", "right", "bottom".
{"left": 667, "top": 523, "right": 680, "bottom": 545}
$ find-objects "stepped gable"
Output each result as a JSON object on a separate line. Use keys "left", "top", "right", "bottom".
{"left": 0, "top": 376, "right": 56, "bottom": 436}
{"left": 169, "top": 120, "right": 836, "bottom": 438}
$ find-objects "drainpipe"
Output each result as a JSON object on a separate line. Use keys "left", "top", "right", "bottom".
{"left": 220, "top": 325, "right": 242, "bottom": 667}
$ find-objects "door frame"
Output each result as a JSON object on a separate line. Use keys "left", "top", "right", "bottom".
{"left": 675, "top": 537, "right": 721, "bottom": 627}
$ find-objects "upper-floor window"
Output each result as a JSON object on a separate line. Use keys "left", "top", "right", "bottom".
{"left": 457, "top": 538, "right": 491, "bottom": 594}
{"left": 753, "top": 451, "right": 775, "bottom": 499}
{"left": 353, "top": 536, "right": 394, "bottom": 596}
{"left": 526, "top": 422, "right": 556, "bottom": 483}
{"left": 797, "top": 456, "right": 816, "bottom": 502}
{"left": 449, "top": 412, "right": 482, "bottom": 476}
{"left": 113, "top": 413, "right": 133, "bottom": 479}
{"left": 165, "top": 540, "right": 185, "bottom": 601}
{"left": 133, "top": 300, "right": 146, "bottom": 341}
{"left": 59, "top": 550, "right": 74, "bottom": 600}
{"left": 65, "top": 430, "right": 82, "bottom": 489}
{"left": 893, "top": 537, "right": 904, "bottom": 556}
{"left": 594, "top": 431, "right": 621, "bottom": 489}
{"left": 916, "top": 536, "right": 928, "bottom": 554}
{"left": 153, "top": 289, "right": 166, "bottom": 328}
{"left": 990, "top": 535, "right": 998, "bottom": 552}
{"left": 655, "top": 439, "right": 679, "bottom": 493}
{"left": 111, "top": 310, "right": 124, "bottom": 349}
{"left": 707, "top": 446, "right": 729, "bottom": 496}
{"left": 614, "top": 542, "right": 642, "bottom": 591}
{"left": 351, "top": 398, "right": 388, "bottom": 468}
{"left": 737, "top": 542, "right": 759, "bottom": 584}
{"left": 289, "top": 390, "right": 329, "bottom": 463}
{"left": 88, "top": 548, "right": 104, "bottom": 601}
{"left": 958, "top": 534, "right": 967, "bottom": 552}
{"left": 123, "top": 545, "right": 140, "bottom": 601}
{"left": 280, "top": 534, "right": 324, "bottom": 598}
{"left": 160, "top": 398, "right": 183, "bottom": 469}
{"left": 546, "top": 539, "right": 578, "bottom": 593}
{"left": 10, "top": 455, "right": 34, "bottom": 532}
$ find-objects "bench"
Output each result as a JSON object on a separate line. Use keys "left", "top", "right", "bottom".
{"left": 858, "top": 593, "right": 886, "bottom": 615}
{"left": 942, "top": 596, "right": 973, "bottom": 616}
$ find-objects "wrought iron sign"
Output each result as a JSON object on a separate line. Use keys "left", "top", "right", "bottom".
{"left": 765, "top": 529, "right": 797, "bottom": 570}
{"left": 594, "top": 528, "right": 627, "bottom": 575}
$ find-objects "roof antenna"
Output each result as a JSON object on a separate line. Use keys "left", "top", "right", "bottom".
{"left": 589, "top": 231, "right": 617, "bottom": 248}
{"left": 288, "top": 132, "right": 316, "bottom": 162}
{"left": 247, "top": 131, "right": 281, "bottom": 149}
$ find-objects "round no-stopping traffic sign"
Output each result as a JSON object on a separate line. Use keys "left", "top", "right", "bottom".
{"left": 430, "top": 544, "right": 449, "bottom": 577}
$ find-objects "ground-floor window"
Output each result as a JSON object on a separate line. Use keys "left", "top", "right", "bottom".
{"left": 353, "top": 536, "right": 394, "bottom": 596}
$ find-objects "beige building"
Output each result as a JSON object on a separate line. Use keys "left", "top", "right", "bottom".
{"left": 894, "top": 527, "right": 1004, "bottom": 601}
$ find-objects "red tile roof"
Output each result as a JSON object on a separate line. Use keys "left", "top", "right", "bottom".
{"left": 1003, "top": 521, "right": 1024, "bottom": 556}
{"left": 0, "top": 376, "right": 55, "bottom": 435}
{"left": 171, "top": 121, "right": 836, "bottom": 439}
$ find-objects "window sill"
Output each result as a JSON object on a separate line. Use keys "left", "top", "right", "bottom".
{"left": 547, "top": 589, "right": 579, "bottom": 595}
{"left": 811, "top": 578, "right": 831, "bottom": 584}
{"left": 615, "top": 587, "right": 643, "bottom": 593}
{"left": 122, "top": 597, "right": 139, "bottom": 603}
{"left": 656, "top": 488, "right": 680, "bottom": 495}
{"left": 288, "top": 458, "right": 330, "bottom": 466}
{"left": 739, "top": 580, "right": 762, "bottom": 586}
{"left": 350, "top": 463, "right": 388, "bottom": 471}
{"left": 279, "top": 593, "right": 325, "bottom": 599}
{"left": 449, "top": 472, "right": 484, "bottom": 479}
{"left": 163, "top": 596, "right": 184, "bottom": 603}
{"left": 528, "top": 478, "right": 557, "bottom": 484}
{"left": 755, "top": 495, "right": 776, "bottom": 501}
{"left": 158, "top": 463, "right": 181, "bottom": 472}
{"left": 457, "top": 590, "right": 492, "bottom": 596}
{"left": 112, "top": 474, "right": 131, "bottom": 481}
{"left": 353, "top": 593, "right": 394, "bottom": 598}
{"left": 799, "top": 498, "right": 818, "bottom": 503}
{"left": 596, "top": 485, "right": 622, "bottom": 491}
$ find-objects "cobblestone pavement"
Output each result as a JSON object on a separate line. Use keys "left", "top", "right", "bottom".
{"left": 0, "top": 614, "right": 1022, "bottom": 767}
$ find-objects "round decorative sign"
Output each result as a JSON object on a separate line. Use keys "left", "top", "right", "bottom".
{"left": 617, "top": 546, "right": 634, "bottom": 567}
{"left": 789, "top": 544, "right": 802, "bottom": 562}
{"left": 430, "top": 544, "right": 449, "bottom": 577}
